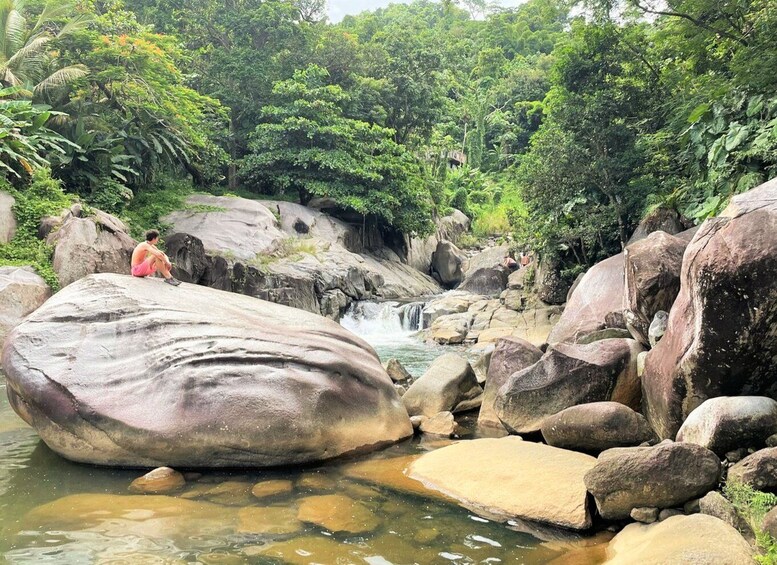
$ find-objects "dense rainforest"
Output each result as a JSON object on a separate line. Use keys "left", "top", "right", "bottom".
{"left": 1, "top": 0, "right": 776, "bottom": 284}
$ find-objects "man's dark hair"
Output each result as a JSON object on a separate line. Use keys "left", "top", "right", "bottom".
{"left": 145, "top": 229, "right": 160, "bottom": 242}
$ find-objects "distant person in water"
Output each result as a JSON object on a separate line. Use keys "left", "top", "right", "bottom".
{"left": 131, "top": 230, "right": 181, "bottom": 286}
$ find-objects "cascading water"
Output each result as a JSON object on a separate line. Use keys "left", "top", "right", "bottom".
{"left": 340, "top": 300, "right": 442, "bottom": 378}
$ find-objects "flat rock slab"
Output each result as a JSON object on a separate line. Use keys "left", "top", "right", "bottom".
{"left": 408, "top": 437, "right": 597, "bottom": 530}
{"left": 603, "top": 514, "right": 754, "bottom": 564}
{"left": 2, "top": 273, "right": 411, "bottom": 467}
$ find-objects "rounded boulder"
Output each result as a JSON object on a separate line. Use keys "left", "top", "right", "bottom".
{"left": 541, "top": 402, "right": 655, "bottom": 454}
{"left": 2, "top": 274, "right": 412, "bottom": 467}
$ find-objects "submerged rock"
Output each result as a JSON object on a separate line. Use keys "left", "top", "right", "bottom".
{"left": 129, "top": 467, "right": 185, "bottom": 494}
{"left": 643, "top": 178, "right": 777, "bottom": 439}
{"left": 602, "top": 514, "right": 753, "bottom": 564}
{"left": 2, "top": 273, "right": 411, "bottom": 467}
{"left": 297, "top": 494, "right": 380, "bottom": 534}
{"left": 408, "top": 437, "right": 596, "bottom": 530}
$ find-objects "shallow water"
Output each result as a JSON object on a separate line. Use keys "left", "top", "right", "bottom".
{"left": 0, "top": 303, "right": 606, "bottom": 564}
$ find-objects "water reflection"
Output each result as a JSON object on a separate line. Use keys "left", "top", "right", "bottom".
{"left": 1, "top": 340, "right": 606, "bottom": 565}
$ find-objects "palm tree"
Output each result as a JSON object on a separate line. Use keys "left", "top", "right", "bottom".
{"left": 0, "top": 0, "right": 90, "bottom": 97}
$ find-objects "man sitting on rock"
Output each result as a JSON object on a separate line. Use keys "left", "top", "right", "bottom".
{"left": 131, "top": 229, "right": 181, "bottom": 286}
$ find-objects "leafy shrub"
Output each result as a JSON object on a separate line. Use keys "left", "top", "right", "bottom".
{"left": 725, "top": 481, "right": 777, "bottom": 564}
{"left": 0, "top": 169, "right": 74, "bottom": 289}
{"left": 122, "top": 176, "right": 195, "bottom": 240}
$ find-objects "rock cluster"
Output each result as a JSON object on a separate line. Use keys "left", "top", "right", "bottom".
{"left": 162, "top": 195, "right": 451, "bottom": 318}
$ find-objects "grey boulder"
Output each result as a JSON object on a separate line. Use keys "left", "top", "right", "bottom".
{"left": 623, "top": 231, "right": 687, "bottom": 347}
{"left": 2, "top": 274, "right": 412, "bottom": 467}
{"left": 727, "top": 447, "right": 777, "bottom": 491}
{"left": 46, "top": 207, "right": 136, "bottom": 287}
{"left": 547, "top": 254, "right": 625, "bottom": 344}
{"left": 541, "top": 402, "right": 655, "bottom": 454}
{"left": 676, "top": 396, "right": 777, "bottom": 456}
{"left": 0, "top": 267, "right": 51, "bottom": 344}
{"left": 402, "top": 353, "right": 482, "bottom": 417}
{"left": 0, "top": 191, "right": 15, "bottom": 243}
{"left": 477, "top": 337, "right": 542, "bottom": 429}
{"left": 430, "top": 240, "right": 466, "bottom": 288}
{"left": 494, "top": 339, "right": 643, "bottom": 434}
{"left": 584, "top": 441, "right": 721, "bottom": 520}
{"left": 643, "top": 178, "right": 777, "bottom": 439}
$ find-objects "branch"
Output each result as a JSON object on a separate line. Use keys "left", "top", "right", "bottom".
{"left": 632, "top": 1, "right": 749, "bottom": 46}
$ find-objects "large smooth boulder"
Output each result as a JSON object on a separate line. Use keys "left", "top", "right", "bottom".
{"left": 0, "top": 267, "right": 51, "bottom": 344}
{"left": 430, "top": 240, "right": 466, "bottom": 288}
{"left": 0, "top": 191, "right": 15, "bottom": 243}
{"left": 677, "top": 396, "right": 777, "bottom": 456}
{"left": 47, "top": 208, "right": 135, "bottom": 287}
{"left": 402, "top": 353, "right": 482, "bottom": 417}
{"left": 623, "top": 231, "right": 687, "bottom": 346}
{"left": 478, "top": 337, "right": 542, "bottom": 429}
{"left": 408, "top": 437, "right": 597, "bottom": 530}
{"left": 643, "top": 179, "right": 777, "bottom": 439}
{"left": 459, "top": 245, "right": 510, "bottom": 296}
{"left": 727, "top": 447, "right": 777, "bottom": 491}
{"left": 547, "top": 254, "right": 625, "bottom": 344}
{"left": 495, "top": 339, "right": 644, "bottom": 434}
{"left": 603, "top": 514, "right": 754, "bottom": 564}
{"left": 165, "top": 195, "right": 285, "bottom": 261}
{"left": 2, "top": 273, "right": 412, "bottom": 467}
{"left": 584, "top": 442, "right": 721, "bottom": 520}
{"left": 541, "top": 402, "right": 654, "bottom": 454}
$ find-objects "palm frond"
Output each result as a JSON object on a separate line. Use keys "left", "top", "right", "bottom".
{"left": 31, "top": 0, "right": 71, "bottom": 34}
{"left": 2, "top": 7, "right": 27, "bottom": 59}
{"left": 33, "top": 64, "right": 87, "bottom": 94}
{"left": 5, "top": 34, "right": 48, "bottom": 68}
{"left": 57, "top": 13, "right": 93, "bottom": 37}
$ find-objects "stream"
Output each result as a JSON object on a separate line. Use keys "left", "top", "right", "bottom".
{"left": 0, "top": 300, "right": 598, "bottom": 564}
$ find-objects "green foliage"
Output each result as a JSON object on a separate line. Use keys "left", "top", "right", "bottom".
{"left": 0, "top": 168, "right": 73, "bottom": 288}
{"left": 0, "top": 87, "right": 75, "bottom": 182}
{"left": 122, "top": 176, "right": 195, "bottom": 240}
{"left": 242, "top": 65, "right": 434, "bottom": 235}
{"left": 0, "top": 0, "right": 89, "bottom": 97}
{"left": 724, "top": 481, "right": 777, "bottom": 563}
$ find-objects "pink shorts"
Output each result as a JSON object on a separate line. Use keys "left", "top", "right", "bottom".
{"left": 131, "top": 258, "right": 157, "bottom": 277}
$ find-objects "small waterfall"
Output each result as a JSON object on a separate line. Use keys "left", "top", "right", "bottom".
{"left": 340, "top": 301, "right": 407, "bottom": 339}
{"left": 340, "top": 299, "right": 444, "bottom": 379}
{"left": 399, "top": 302, "right": 424, "bottom": 331}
